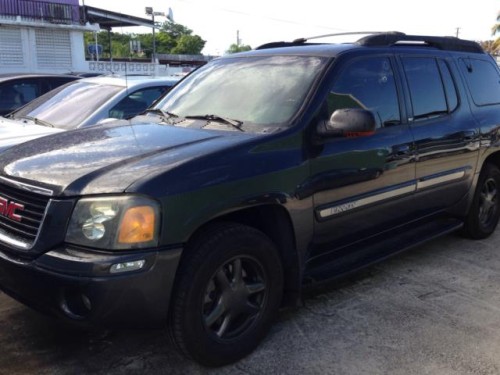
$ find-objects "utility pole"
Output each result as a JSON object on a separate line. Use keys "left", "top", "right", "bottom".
{"left": 237, "top": 30, "right": 241, "bottom": 47}
{"left": 146, "top": 7, "right": 165, "bottom": 64}
{"left": 455, "top": 27, "right": 461, "bottom": 38}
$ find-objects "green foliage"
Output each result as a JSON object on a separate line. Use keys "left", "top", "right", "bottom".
{"left": 226, "top": 43, "right": 252, "bottom": 54}
{"left": 83, "top": 21, "right": 206, "bottom": 59}
{"left": 480, "top": 39, "right": 500, "bottom": 55}
{"left": 172, "top": 35, "right": 206, "bottom": 54}
{"left": 161, "top": 21, "right": 193, "bottom": 39}
{"left": 492, "top": 12, "right": 500, "bottom": 36}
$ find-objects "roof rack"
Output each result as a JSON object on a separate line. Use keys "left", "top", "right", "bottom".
{"left": 357, "top": 32, "right": 484, "bottom": 53}
{"left": 292, "top": 31, "right": 384, "bottom": 44}
{"left": 256, "top": 31, "right": 484, "bottom": 54}
{"left": 256, "top": 31, "right": 382, "bottom": 50}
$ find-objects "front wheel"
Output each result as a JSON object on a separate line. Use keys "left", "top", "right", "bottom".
{"left": 168, "top": 223, "right": 284, "bottom": 366}
{"left": 463, "top": 163, "right": 500, "bottom": 239}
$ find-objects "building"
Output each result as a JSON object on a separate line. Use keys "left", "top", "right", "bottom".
{"left": 0, "top": 0, "right": 208, "bottom": 75}
{"left": 0, "top": 0, "right": 97, "bottom": 73}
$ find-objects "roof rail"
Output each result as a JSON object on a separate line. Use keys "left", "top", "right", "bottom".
{"left": 256, "top": 31, "right": 484, "bottom": 54}
{"left": 256, "top": 41, "right": 306, "bottom": 50}
{"left": 256, "top": 31, "right": 383, "bottom": 50}
{"left": 357, "top": 32, "right": 484, "bottom": 53}
{"left": 292, "top": 31, "right": 384, "bottom": 44}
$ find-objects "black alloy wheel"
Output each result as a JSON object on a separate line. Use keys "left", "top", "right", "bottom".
{"left": 203, "top": 256, "right": 268, "bottom": 340}
{"left": 168, "top": 223, "right": 284, "bottom": 366}
{"left": 478, "top": 177, "right": 498, "bottom": 228}
{"left": 463, "top": 163, "right": 500, "bottom": 239}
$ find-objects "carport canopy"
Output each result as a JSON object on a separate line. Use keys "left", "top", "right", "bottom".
{"left": 82, "top": 5, "right": 154, "bottom": 29}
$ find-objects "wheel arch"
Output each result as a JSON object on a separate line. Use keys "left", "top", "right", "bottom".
{"left": 482, "top": 151, "right": 500, "bottom": 171}
{"left": 182, "top": 204, "right": 302, "bottom": 307}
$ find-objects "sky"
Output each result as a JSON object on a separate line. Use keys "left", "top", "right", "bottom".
{"left": 82, "top": 0, "right": 500, "bottom": 56}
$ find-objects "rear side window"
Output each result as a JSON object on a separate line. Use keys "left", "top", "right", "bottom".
{"left": 0, "top": 80, "right": 39, "bottom": 113}
{"left": 402, "top": 57, "right": 448, "bottom": 120}
{"left": 459, "top": 58, "right": 500, "bottom": 106}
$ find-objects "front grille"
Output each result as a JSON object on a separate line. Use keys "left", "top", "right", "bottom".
{"left": 0, "top": 182, "right": 50, "bottom": 247}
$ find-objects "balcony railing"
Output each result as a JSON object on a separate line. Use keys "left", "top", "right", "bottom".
{"left": 0, "top": 0, "right": 80, "bottom": 24}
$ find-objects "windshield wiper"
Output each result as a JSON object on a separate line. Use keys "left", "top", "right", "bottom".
{"left": 143, "top": 108, "right": 178, "bottom": 121}
{"left": 19, "top": 116, "right": 54, "bottom": 128}
{"left": 184, "top": 114, "right": 244, "bottom": 132}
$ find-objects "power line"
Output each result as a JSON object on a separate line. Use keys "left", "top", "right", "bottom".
{"left": 176, "top": 0, "right": 345, "bottom": 31}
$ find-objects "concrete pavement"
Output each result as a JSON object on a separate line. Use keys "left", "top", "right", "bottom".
{"left": 1, "top": 230, "right": 500, "bottom": 374}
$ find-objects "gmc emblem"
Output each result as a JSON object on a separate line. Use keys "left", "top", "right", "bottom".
{"left": 0, "top": 196, "right": 24, "bottom": 222}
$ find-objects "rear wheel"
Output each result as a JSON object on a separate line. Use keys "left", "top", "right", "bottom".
{"left": 168, "top": 223, "right": 284, "bottom": 366}
{"left": 463, "top": 163, "right": 500, "bottom": 239}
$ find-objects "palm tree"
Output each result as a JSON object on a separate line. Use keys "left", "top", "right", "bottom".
{"left": 492, "top": 12, "right": 500, "bottom": 36}
{"left": 480, "top": 39, "right": 500, "bottom": 55}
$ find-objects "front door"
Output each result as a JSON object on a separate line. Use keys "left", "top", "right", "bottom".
{"left": 309, "top": 55, "right": 416, "bottom": 253}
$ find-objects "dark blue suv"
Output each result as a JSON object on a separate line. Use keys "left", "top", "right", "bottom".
{"left": 0, "top": 32, "right": 499, "bottom": 366}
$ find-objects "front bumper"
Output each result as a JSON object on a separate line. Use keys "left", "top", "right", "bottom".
{"left": 0, "top": 245, "right": 182, "bottom": 328}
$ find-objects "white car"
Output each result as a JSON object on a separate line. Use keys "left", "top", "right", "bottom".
{"left": 0, "top": 75, "right": 180, "bottom": 152}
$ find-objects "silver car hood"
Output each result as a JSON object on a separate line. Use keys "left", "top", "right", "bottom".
{"left": 0, "top": 117, "right": 62, "bottom": 152}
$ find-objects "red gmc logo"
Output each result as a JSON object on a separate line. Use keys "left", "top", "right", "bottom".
{"left": 0, "top": 196, "right": 24, "bottom": 222}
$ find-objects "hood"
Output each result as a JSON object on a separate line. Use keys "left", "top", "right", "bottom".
{"left": 0, "top": 117, "right": 62, "bottom": 152}
{"left": 0, "top": 121, "right": 253, "bottom": 196}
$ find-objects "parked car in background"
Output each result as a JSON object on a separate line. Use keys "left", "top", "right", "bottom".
{"left": 0, "top": 73, "right": 79, "bottom": 116}
{"left": 0, "top": 75, "right": 180, "bottom": 152}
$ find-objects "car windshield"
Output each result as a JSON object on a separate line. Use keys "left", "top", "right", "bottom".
{"left": 11, "top": 81, "right": 122, "bottom": 129}
{"left": 154, "top": 55, "right": 327, "bottom": 130}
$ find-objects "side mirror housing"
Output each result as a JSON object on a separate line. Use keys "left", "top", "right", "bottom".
{"left": 317, "top": 108, "right": 376, "bottom": 138}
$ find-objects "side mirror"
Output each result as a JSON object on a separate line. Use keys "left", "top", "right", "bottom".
{"left": 317, "top": 108, "right": 376, "bottom": 138}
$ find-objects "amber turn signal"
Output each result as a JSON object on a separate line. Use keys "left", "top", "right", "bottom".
{"left": 118, "top": 206, "right": 156, "bottom": 244}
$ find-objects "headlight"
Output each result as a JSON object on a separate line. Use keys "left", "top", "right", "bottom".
{"left": 66, "top": 196, "right": 160, "bottom": 250}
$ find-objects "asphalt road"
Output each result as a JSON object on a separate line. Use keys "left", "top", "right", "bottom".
{"left": 2, "top": 230, "right": 500, "bottom": 375}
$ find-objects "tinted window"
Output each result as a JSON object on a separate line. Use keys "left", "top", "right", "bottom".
{"left": 459, "top": 58, "right": 500, "bottom": 106}
{"left": 0, "top": 80, "right": 39, "bottom": 114}
{"left": 402, "top": 57, "right": 447, "bottom": 119}
{"left": 328, "top": 57, "right": 400, "bottom": 127}
{"left": 156, "top": 56, "right": 328, "bottom": 127}
{"left": 47, "top": 76, "right": 77, "bottom": 90}
{"left": 109, "top": 87, "right": 169, "bottom": 119}
{"left": 438, "top": 60, "right": 459, "bottom": 112}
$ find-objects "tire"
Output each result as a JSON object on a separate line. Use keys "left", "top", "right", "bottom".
{"left": 463, "top": 163, "right": 500, "bottom": 239}
{"left": 168, "top": 223, "right": 284, "bottom": 366}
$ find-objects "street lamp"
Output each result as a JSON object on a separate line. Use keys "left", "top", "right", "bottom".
{"left": 145, "top": 7, "right": 165, "bottom": 63}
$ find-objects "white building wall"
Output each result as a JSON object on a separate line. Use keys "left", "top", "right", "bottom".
{"left": 35, "top": 28, "right": 72, "bottom": 70}
{"left": 0, "top": 27, "right": 25, "bottom": 69}
{"left": 0, "top": 17, "right": 98, "bottom": 74}
{"left": 70, "top": 30, "right": 87, "bottom": 72}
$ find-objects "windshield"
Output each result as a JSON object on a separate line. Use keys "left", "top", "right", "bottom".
{"left": 11, "top": 81, "right": 122, "bottom": 129}
{"left": 154, "top": 55, "right": 327, "bottom": 129}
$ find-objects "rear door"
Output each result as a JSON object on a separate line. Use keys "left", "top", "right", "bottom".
{"left": 399, "top": 55, "right": 480, "bottom": 214}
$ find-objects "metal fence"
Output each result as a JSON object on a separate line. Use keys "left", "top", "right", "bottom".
{"left": 0, "top": 0, "right": 80, "bottom": 24}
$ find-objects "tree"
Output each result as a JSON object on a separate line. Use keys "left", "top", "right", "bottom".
{"left": 161, "top": 21, "right": 193, "bottom": 39}
{"left": 83, "top": 20, "right": 206, "bottom": 59}
{"left": 171, "top": 35, "right": 206, "bottom": 54}
{"left": 492, "top": 12, "right": 500, "bottom": 36}
{"left": 226, "top": 43, "right": 252, "bottom": 54}
{"left": 480, "top": 39, "right": 500, "bottom": 56}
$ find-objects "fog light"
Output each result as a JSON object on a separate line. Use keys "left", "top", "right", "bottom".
{"left": 110, "top": 260, "right": 146, "bottom": 274}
